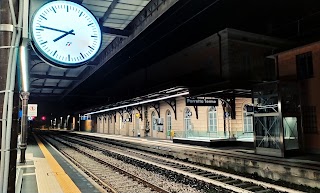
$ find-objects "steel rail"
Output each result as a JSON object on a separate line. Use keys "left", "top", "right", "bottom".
{"left": 48, "top": 135, "right": 170, "bottom": 193}
{"left": 66, "top": 134, "right": 307, "bottom": 193}
{"left": 37, "top": 135, "right": 114, "bottom": 192}
{"left": 58, "top": 147, "right": 117, "bottom": 193}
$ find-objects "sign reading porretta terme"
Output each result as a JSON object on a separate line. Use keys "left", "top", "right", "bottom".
{"left": 186, "top": 97, "right": 219, "bottom": 106}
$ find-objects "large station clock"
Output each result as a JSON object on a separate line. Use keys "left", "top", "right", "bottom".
{"left": 31, "top": 1, "right": 102, "bottom": 68}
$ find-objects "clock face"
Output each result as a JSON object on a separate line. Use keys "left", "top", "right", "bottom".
{"left": 31, "top": 1, "right": 102, "bottom": 67}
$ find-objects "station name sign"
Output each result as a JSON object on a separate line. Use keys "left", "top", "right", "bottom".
{"left": 186, "top": 97, "right": 219, "bottom": 106}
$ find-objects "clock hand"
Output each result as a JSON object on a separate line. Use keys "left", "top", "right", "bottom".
{"left": 40, "top": 25, "right": 75, "bottom": 35}
{"left": 53, "top": 29, "right": 75, "bottom": 42}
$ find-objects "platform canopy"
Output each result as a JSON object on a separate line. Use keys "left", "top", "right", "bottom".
{"left": 84, "top": 86, "right": 189, "bottom": 115}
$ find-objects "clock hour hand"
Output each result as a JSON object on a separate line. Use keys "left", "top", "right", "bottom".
{"left": 40, "top": 25, "right": 75, "bottom": 35}
{"left": 53, "top": 29, "right": 75, "bottom": 42}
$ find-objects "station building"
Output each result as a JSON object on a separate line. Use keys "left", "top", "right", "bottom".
{"left": 274, "top": 41, "right": 320, "bottom": 154}
{"left": 95, "top": 96, "right": 253, "bottom": 140}
{"left": 69, "top": 28, "right": 320, "bottom": 157}
{"left": 73, "top": 28, "right": 282, "bottom": 151}
{"left": 85, "top": 27, "right": 287, "bottom": 143}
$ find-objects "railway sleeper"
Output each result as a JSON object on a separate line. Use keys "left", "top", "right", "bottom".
{"left": 216, "top": 177, "right": 230, "bottom": 182}
{"left": 234, "top": 182, "right": 251, "bottom": 187}
{"left": 170, "top": 165, "right": 183, "bottom": 168}
{"left": 207, "top": 175, "right": 220, "bottom": 179}
{"left": 116, "top": 183, "right": 139, "bottom": 188}
{"left": 254, "top": 189, "right": 274, "bottom": 193}
{"left": 199, "top": 173, "right": 213, "bottom": 177}
{"left": 51, "top": 135, "right": 284, "bottom": 193}
{"left": 193, "top": 171, "right": 209, "bottom": 175}
{"left": 180, "top": 167, "right": 198, "bottom": 172}
{"left": 245, "top": 185, "right": 263, "bottom": 191}
{"left": 223, "top": 179, "right": 239, "bottom": 184}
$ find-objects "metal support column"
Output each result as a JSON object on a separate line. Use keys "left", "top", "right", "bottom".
{"left": 103, "top": 115, "right": 107, "bottom": 133}
{"left": 8, "top": 92, "right": 18, "bottom": 193}
{"left": 0, "top": 1, "right": 13, "bottom": 175}
{"left": 1, "top": 0, "right": 20, "bottom": 192}
{"left": 19, "top": 32, "right": 30, "bottom": 162}
{"left": 19, "top": 92, "right": 29, "bottom": 163}
{"left": 193, "top": 106, "right": 198, "bottom": 119}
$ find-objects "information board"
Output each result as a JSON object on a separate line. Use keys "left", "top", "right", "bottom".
{"left": 27, "top": 104, "right": 38, "bottom": 117}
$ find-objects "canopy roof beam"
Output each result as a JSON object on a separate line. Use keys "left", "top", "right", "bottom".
{"left": 30, "top": 74, "right": 80, "bottom": 81}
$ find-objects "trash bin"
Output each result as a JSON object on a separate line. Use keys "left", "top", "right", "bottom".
{"left": 170, "top": 130, "right": 175, "bottom": 138}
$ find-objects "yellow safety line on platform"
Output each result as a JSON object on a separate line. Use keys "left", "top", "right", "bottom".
{"left": 34, "top": 134, "right": 81, "bottom": 193}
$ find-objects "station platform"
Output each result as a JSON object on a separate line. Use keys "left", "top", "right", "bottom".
{"left": 173, "top": 137, "right": 254, "bottom": 149}
{"left": 70, "top": 131, "right": 320, "bottom": 162}
{"left": 17, "top": 133, "right": 103, "bottom": 193}
{"left": 61, "top": 130, "right": 320, "bottom": 189}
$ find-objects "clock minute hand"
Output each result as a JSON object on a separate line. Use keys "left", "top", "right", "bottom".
{"left": 40, "top": 25, "right": 75, "bottom": 35}
{"left": 53, "top": 29, "right": 75, "bottom": 42}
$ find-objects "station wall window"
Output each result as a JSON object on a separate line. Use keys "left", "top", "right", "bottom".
{"left": 151, "top": 111, "right": 157, "bottom": 131}
{"left": 184, "top": 108, "right": 192, "bottom": 132}
{"left": 166, "top": 110, "right": 172, "bottom": 132}
{"left": 296, "top": 52, "right": 313, "bottom": 80}
{"left": 243, "top": 105, "right": 253, "bottom": 133}
{"left": 302, "top": 106, "right": 318, "bottom": 133}
{"left": 208, "top": 106, "right": 217, "bottom": 132}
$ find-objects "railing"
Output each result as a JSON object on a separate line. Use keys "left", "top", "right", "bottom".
{"left": 15, "top": 167, "right": 23, "bottom": 193}
{"left": 173, "top": 130, "right": 254, "bottom": 140}
{"left": 174, "top": 130, "right": 228, "bottom": 139}
{"left": 236, "top": 132, "right": 254, "bottom": 139}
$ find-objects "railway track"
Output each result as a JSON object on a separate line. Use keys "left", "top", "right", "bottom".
{"left": 59, "top": 134, "right": 306, "bottom": 193}
{"left": 42, "top": 135, "right": 171, "bottom": 193}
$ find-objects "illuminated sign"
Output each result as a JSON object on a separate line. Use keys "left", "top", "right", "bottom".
{"left": 186, "top": 97, "right": 219, "bottom": 106}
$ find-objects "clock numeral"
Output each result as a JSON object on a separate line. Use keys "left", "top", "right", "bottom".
{"left": 53, "top": 50, "right": 57, "bottom": 56}
{"left": 80, "top": 53, "right": 84, "bottom": 59}
{"left": 79, "top": 11, "right": 83, "bottom": 17}
{"left": 88, "top": 23, "right": 93, "bottom": 26}
{"left": 68, "top": 54, "right": 70, "bottom": 61}
{"left": 52, "top": 7, "right": 56, "bottom": 13}
{"left": 88, "top": 46, "right": 94, "bottom": 50}
{"left": 67, "top": 5, "right": 69, "bottom": 12}
{"left": 40, "top": 41, "right": 48, "bottom": 45}
{"left": 36, "top": 28, "right": 44, "bottom": 31}
{"left": 91, "top": 35, "right": 97, "bottom": 38}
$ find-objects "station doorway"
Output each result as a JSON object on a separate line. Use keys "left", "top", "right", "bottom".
{"left": 134, "top": 113, "right": 140, "bottom": 137}
{"left": 184, "top": 108, "right": 192, "bottom": 138}
{"left": 152, "top": 112, "right": 157, "bottom": 138}
{"left": 166, "top": 110, "right": 172, "bottom": 139}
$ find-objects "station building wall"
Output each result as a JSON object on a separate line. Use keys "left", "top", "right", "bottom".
{"left": 95, "top": 97, "right": 253, "bottom": 140}
{"left": 276, "top": 41, "right": 320, "bottom": 153}
{"left": 104, "top": 28, "right": 289, "bottom": 100}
